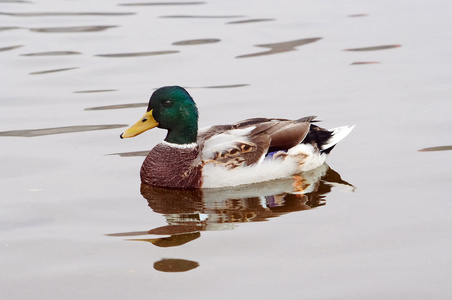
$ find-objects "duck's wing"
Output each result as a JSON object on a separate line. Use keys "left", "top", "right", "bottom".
{"left": 242, "top": 117, "right": 315, "bottom": 152}
{"left": 198, "top": 124, "right": 271, "bottom": 167}
{"left": 198, "top": 117, "right": 316, "bottom": 168}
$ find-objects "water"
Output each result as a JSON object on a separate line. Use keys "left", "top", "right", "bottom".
{"left": 1, "top": 0, "right": 451, "bottom": 299}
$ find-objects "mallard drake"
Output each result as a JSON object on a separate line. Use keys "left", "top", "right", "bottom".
{"left": 120, "top": 86, "right": 354, "bottom": 189}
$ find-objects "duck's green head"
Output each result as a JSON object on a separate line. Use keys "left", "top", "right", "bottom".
{"left": 120, "top": 86, "right": 199, "bottom": 144}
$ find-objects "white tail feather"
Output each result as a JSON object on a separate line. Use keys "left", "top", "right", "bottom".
{"left": 321, "top": 125, "right": 356, "bottom": 150}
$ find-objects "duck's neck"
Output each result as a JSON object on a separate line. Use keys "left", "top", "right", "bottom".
{"left": 164, "top": 121, "right": 198, "bottom": 144}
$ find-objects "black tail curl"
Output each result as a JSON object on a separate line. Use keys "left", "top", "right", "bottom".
{"left": 302, "top": 125, "right": 335, "bottom": 154}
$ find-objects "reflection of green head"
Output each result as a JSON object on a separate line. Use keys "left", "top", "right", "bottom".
{"left": 148, "top": 86, "right": 199, "bottom": 144}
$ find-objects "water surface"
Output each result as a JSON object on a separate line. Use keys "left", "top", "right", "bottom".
{"left": 1, "top": 0, "right": 451, "bottom": 299}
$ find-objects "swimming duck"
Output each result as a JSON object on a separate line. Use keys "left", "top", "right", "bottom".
{"left": 120, "top": 86, "right": 354, "bottom": 189}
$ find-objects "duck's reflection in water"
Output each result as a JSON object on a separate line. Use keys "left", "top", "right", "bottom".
{"left": 109, "top": 164, "right": 353, "bottom": 248}
{"left": 108, "top": 164, "right": 352, "bottom": 272}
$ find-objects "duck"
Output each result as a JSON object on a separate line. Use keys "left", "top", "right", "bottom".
{"left": 120, "top": 86, "right": 354, "bottom": 189}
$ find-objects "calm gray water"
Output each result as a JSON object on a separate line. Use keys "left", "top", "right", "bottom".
{"left": 1, "top": 0, "right": 451, "bottom": 299}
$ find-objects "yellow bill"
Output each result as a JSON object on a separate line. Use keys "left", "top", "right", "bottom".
{"left": 120, "top": 110, "right": 159, "bottom": 139}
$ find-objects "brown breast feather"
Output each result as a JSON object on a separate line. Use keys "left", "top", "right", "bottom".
{"left": 140, "top": 143, "right": 202, "bottom": 188}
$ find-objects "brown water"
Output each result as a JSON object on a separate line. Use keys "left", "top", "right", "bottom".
{"left": 1, "top": 0, "right": 451, "bottom": 299}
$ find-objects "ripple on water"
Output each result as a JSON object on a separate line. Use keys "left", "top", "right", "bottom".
{"left": 351, "top": 61, "right": 380, "bottom": 65}
{"left": 30, "top": 25, "right": 118, "bottom": 33}
{"left": 118, "top": 2, "right": 205, "bottom": 6}
{"left": 160, "top": 15, "right": 244, "bottom": 18}
{"left": 185, "top": 84, "right": 250, "bottom": 89}
{"left": 227, "top": 18, "right": 275, "bottom": 24}
{"left": 0, "top": 12, "right": 135, "bottom": 16}
{"left": 29, "top": 67, "right": 79, "bottom": 75}
{"left": 0, "top": 0, "right": 32, "bottom": 3}
{"left": 95, "top": 51, "right": 179, "bottom": 57}
{"left": 0, "top": 124, "right": 128, "bottom": 137}
{"left": 21, "top": 51, "right": 81, "bottom": 56}
{"left": 344, "top": 44, "right": 401, "bottom": 51}
{"left": 172, "top": 38, "right": 220, "bottom": 45}
{"left": 84, "top": 103, "right": 147, "bottom": 110}
{"left": 108, "top": 150, "right": 150, "bottom": 157}
{"left": 74, "top": 89, "right": 118, "bottom": 94}
{"left": 348, "top": 14, "right": 369, "bottom": 17}
{"left": 0, "top": 45, "right": 23, "bottom": 52}
{"left": 0, "top": 26, "right": 23, "bottom": 31}
{"left": 236, "top": 37, "right": 322, "bottom": 58}
{"left": 418, "top": 145, "right": 452, "bottom": 152}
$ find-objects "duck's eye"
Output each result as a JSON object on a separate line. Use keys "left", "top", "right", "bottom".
{"left": 163, "top": 100, "right": 173, "bottom": 107}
